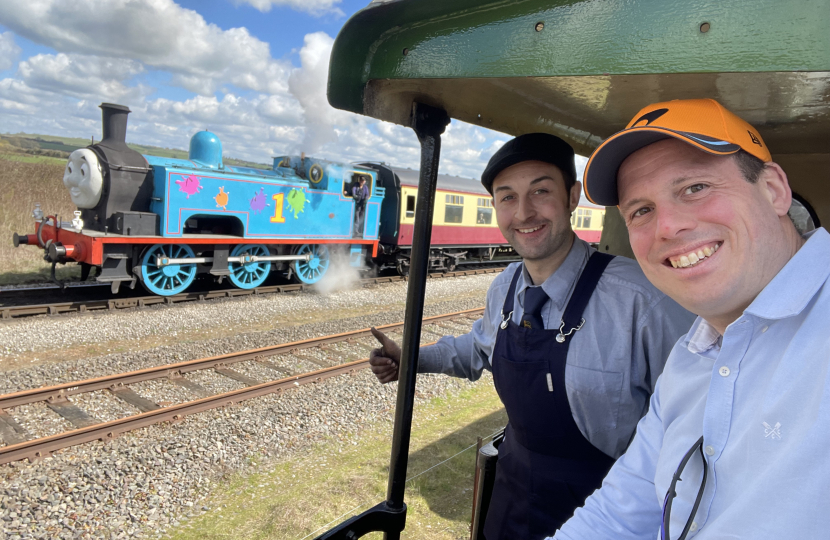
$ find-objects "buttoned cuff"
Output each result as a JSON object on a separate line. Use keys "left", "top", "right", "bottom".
{"left": 417, "top": 344, "right": 444, "bottom": 374}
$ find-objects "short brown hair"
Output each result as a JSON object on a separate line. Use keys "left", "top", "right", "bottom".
{"left": 734, "top": 150, "right": 766, "bottom": 184}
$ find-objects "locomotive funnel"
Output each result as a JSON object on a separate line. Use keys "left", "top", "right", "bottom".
{"left": 99, "top": 103, "right": 131, "bottom": 151}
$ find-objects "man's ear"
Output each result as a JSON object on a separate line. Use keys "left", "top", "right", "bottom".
{"left": 569, "top": 181, "right": 582, "bottom": 213}
{"left": 759, "top": 162, "right": 792, "bottom": 218}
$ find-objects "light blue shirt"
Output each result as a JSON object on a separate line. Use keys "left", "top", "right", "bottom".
{"left": 551, "top": 228, "right": 830, "bottom": 539}
{"left": 418, "top": 237, "right": 696, "bottom": 457}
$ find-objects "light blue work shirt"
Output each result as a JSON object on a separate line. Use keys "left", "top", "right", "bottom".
{"left": 419, "top": 237, "right": 696, "bottom": 457}
{"left": 551, "top": 228, "right": 830, "bottom": 539}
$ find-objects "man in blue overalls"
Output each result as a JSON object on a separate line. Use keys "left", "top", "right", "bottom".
{"left": 370, "top": 133, "right": 696, "bottom": 539}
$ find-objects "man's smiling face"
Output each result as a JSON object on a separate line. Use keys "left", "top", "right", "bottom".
{"left": 618, "top": 139, "right": 795, "bottom": 329}
{"left": 492, "top": 160, "right": 578, "bottom": 266}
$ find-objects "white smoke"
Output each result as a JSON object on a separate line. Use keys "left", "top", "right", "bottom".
{"left": 313, "top": 247, "right": 364, "bottom": 295}
{"left": 287, "top": 32, "right": 354, "bottom": 154}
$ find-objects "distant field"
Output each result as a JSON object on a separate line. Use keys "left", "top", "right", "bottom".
{"left": 0, "top": 153, "right": 67, "bottom": 166}
{"left": 0, "top": 132, "right": 273, "bottom": 170}
{"left": 0, "top": 156, "right": 81, "bottom": 284}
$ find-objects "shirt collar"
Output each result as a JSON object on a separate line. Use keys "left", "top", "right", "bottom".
{"left": 685, "top": 317, "right": 722, "bottom": 356}
{"left": 683, "top": 227, "right": 830, "bottom": 356}
{"left": 518, "top": 236, "right": 588, "bottom": 311}
{"left": 744, "top": 227, "right": 830, "bottom": 320}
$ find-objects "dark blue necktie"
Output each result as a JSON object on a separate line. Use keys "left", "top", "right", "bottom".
{"left": 521, "top": 286, "right": 548, "bottom": 330}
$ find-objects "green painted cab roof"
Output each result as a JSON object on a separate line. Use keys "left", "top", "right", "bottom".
{"left": 329, "top": 0, "right": 830, "bottom": 157}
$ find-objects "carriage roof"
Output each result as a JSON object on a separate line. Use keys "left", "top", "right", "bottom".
{"left": 388, "top": 166, "right": 491, "bottom": 196}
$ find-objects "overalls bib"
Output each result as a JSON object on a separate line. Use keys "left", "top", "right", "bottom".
{"left": 484, "top": 252, "right": 615, "bottom": 539}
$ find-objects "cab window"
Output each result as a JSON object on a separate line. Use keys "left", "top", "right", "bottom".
{"left": 345, "top": 173, "right": 372, "bottom": 197}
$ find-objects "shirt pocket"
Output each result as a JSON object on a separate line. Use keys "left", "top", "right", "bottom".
{"left": 565, "top": 365, "right": 624, "bottom": 433}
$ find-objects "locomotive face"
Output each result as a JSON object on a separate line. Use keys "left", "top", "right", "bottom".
{"left": 63, "top": 148, "right": 104, "bottom": 208}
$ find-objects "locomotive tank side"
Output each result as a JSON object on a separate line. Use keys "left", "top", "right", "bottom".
{"left": 148, "top": 153, "right": 382, "bottom": 242}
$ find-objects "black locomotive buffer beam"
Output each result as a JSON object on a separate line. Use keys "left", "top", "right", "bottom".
{"left": 314, "top": 102, "right": 450, "bottom": 540}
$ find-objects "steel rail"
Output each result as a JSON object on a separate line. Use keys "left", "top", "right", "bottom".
{"left": 0, "top": 308, "right": 484, "bottom": 464}
{"left": 0, "top": 359, "right": 367, "bottom": 465}
{"left": 0, "top": 267, "right": 505, "bottom": 319}
{"left": 0, "top": 308, "right": 484, "bottom": 411}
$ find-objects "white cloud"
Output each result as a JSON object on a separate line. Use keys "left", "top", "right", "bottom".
{"left": 0, "top": 4, "right": 505, "bottom": 182}
{"left": 287, "top": 32, "right": 355, "bottom": 153}
{"left": 233, "top": 0, "right": 343, "bottom": 17}
{"left": 0, "top": 31, "right": 20, "bottom": 71}
{"left": 279, "top": 31, "right": 505, "bottom": 179}
{"left": 0, "top": 0, "right": 291, "bottom": 96}
{"left": 18, "top": 53, "right": 148, "bottom": 102}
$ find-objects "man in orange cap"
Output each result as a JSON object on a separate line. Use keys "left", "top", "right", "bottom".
{"left": 550, "top": 99, "right": 829, "bottom": 539}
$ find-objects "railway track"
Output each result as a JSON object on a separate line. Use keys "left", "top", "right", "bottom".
{"left": 0, "top": 266, "right": 506, "bottom": 319}
{"left": 0, "top": 308, "right": 484, "bottom": 465}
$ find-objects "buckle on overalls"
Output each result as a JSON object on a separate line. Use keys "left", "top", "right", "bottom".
{"left": 500, "top": 311, "right": 513, "bottom": 329}
{"left": 555, "top": 318, "right": 585, "bottom": 343}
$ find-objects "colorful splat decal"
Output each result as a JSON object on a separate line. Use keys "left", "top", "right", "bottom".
{"left": 250, "top": 187, "right": 270, "bottom": 214}
{"left": 286, "top": 188, "right": 305, "bottom": 218}
{"left": 175, "top": 175, "right": 203, "bottom": 198}
{"left": 214, "top": 186, "right": 229, "bottom": 210}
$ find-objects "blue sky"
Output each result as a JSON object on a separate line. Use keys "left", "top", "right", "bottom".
{"left": 0, "top": 0, "right": 589, "bottom": 185}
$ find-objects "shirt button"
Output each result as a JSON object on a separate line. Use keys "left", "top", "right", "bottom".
{"left": 690, "top": 521, "right": 698, "bottom": 532}
{"left": 761, "top": 326, "right": 769, "bottom": 333}
{"left": 719, "top": 366, "right": 730, "bottom": 377}
{"left": 705, "top": 445, "right": 715, "bottom": 456}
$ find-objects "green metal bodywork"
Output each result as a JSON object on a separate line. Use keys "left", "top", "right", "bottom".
{"left": 328, "top": 0, "right": 830, "bottom": 242}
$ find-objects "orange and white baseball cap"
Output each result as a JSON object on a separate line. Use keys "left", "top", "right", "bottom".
{"left": 583, "top": 99, "right": 771, "bottom": 206}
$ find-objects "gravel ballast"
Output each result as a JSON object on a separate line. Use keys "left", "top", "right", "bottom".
{"left": 0, "top": 273, "right": 501, "bottom": 539}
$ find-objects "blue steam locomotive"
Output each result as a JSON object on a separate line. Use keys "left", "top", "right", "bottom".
{"left": 14, "top": 103, "right": 386, "bottom": 295}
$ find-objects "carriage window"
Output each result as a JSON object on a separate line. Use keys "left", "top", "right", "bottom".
{"left": 574, "top": 208, "right": 592, "bottom": 229}
{"left": 477, "top": 198, "right": 492, "bottom": 224}
{"left": 406, "top": 195, "right": 416, "bottom": 218}
{"left": 445, "top": 194, "right": 464, "bottom": 223}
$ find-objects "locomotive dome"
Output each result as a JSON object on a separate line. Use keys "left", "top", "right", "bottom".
{"left": 189, "top": 130, "right": 223, "bottom": 169}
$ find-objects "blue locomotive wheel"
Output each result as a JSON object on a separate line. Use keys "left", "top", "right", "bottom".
{"left": 293, "top": 244, "right": 330, "bottom": 284}
{"left": 140, "top": 244, "right": 197, "bottom": 296}
{"left": 229, "top": 244, "right": 271, "bottom": 289}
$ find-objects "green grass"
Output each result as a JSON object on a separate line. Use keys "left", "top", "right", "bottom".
{"left": 166, "top": 383, "right": 507, "bottom": 540}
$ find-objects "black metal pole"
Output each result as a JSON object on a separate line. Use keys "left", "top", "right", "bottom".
{"left": 385, "top": 103, "right": 450, "bottom": 528}
{"left": 311, "top": 103, "right": 448, "bottom": 540}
